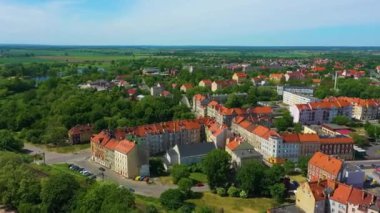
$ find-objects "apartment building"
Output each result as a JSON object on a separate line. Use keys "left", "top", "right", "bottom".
{"left": 283, "top": 90, "right": 319, "bottom": 105}
{"left": 308, "top": 152, "right": 344, "bottom": 181}
{"left": 337, "top": 97, "right": 380, "bottom": 121}
{"left": 290, "top": 98, "right": 352, "bottom": 125}
{"left": 276, "top": 86, "right": 314, "bottom": 96}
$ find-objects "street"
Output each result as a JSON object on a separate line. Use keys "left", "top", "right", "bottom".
{"left": 24, "top": 143, "right": 209, "bottom": 197}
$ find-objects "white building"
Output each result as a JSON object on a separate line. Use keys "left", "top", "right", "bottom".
{"left": 283, "top": 91, "right": 319, "bottom": 106}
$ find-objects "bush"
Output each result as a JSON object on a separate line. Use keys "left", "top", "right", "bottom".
{"left": 177, "top": 204, "right": 195, "bottom": 213}
{"left": 160, "top": 189, "right": 185, "bottom": 210}
{"left": 195, "top": 206, "right": 214, "bottom": 213}
{"left": 227, "top": 186, "right": 240, "bottom": 197}
{"left": 171, "top": 165, "right": 190, "bottom": 184}
{"left": 145, "top": 204, "right": 159, "bottom": 213}
{"left": 216, "top": 187, "right": 226, "bottom": 197}
{"left": 239, "top": 190, "right": 248, "bottom": 198}
{"left": 178, "top": 178, "right": 193, "bottom": 197}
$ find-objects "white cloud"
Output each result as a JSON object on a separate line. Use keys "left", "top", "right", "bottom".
{"left": 0, "top": 0, "right": 379, "bottom": 45}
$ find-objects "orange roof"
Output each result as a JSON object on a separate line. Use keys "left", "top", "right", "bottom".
{"left": 181, "top": 83, "right": 193, "bottom": 89}
{"left": 200, "top": 79, "right": 212, "bottom": 85}
{"left": 226, "top": 137, "right": 243, "bottom": 151}
{"left": 194, "top": 94, "right": 206, "bottom": 101}
{"left": 319, "top": 137, "right": 353, "bottom": 144}
{"left": 269, "top": 73, "right": 284, "bottom": 79}
{"left": 296, "top": 98, "right": 351, "bottom": 110}
{"left": 348, "top": 188, "right": 374, "bottom": 206}
{"left": 252, "top": 125, "right": 279, "bottom": 140}
{"left": 69, "top": 124, "right": 92, "bottom": 135}
{"left": 104, "top": 138, "right": 119, "bottom": 150}
{"left": 307, "top": 180, "right": 329, "bottom": 201}
{"left": 330, "top": 183, "right": 352, "bottom": 204}
{"left": 312, "top": 79, "right": 321, "bottom": 84}
{"left": 299, "top": 134, "right": 320, "bottom": 142}
{"left": 337, "top": 97, "right": 380, "bottom": 108}
{"left": 309, "top": 152, "right": 343, "bottom": 177}
{"left": 114, "top": 139, "right": 135, "bottom": 154}
{"left": 281, "top": 133, "right": 320, "bottom": 143}
{"left": 251, "top": 106, "right": 272, "bottom": 114}
{"left": 281, "top": 133, "right": 300, "bottom": 143}
{"left": 233, "top": 72, "right": 248, "bottom": 78}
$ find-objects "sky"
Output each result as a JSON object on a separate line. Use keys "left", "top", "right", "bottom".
{"left": 0, "top": 0, "right": 380, "bottom": 46}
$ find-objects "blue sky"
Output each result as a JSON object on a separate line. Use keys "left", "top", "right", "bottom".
{"left": 0, "top": 0, "right": 379, "bottom": 46}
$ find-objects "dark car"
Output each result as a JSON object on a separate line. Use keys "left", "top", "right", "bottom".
{"left": 88, "top": 175, "right": 97, "bottom": 180}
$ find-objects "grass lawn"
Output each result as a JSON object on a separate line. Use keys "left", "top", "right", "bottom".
{"left": 159, "top": 175, "right": 173, "bottom": 185}
{"left": 188, "top": 192, "right": 276, "bottom": 213}
{"left": 189, "top": 172, "right": 208, "bottom": 183}
{"left": 135, "top": 194, "right": 164, "bottom": 212}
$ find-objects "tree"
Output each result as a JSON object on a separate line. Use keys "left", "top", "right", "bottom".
{"left": 216, "top": 187, "right": 227, "bottom": 197}
{"left": 171, "top": 164, "right": 190, "bottom": 184}
{"left": 274, "top": 110, "right": 294, "bottom": 132}
{"left": 293, "top": 123, "right": 303, "bottom": 133}
{"left": 332, "top": 115, "right": 351, "bottom": 126}
{"left": 75, "top": 183, "right": 135, "bottom": 213}
{"left": 178, "top": 178, "right": 193, "bottom": 197}
{"left": 236, "top": 161, "right": 265, "bottom": 196}
{"left": 350, "top": 133, "right": 368, "bottom": 147}
{"left": 270, "top": 183, "right": 286, "bottom": 203}
{"left": 227, "top": 186, "right": 240, "bottom": 197}
{"left": 283, "top": 160, "right": 295, "bottom": 175}
{"left": 202, "top": 149, "right": 231, "bottom": 189}
{"left": 297, "top": 156, "right": 311, "bottom": 176}
{"left": 0, "top": 130, "right": 24, "bottom": 152}
{"left": 224, "top": 94, "right": 243, "bottom": 108}
{"left": 195, "top": 206, "right": 214, "bottom": 213}
{"left": 40, "top": 173, "right": 79, "bottom": 213}
{"left": 149, "top": 158, "right": 165, "bottom": 176}
{"left": 160, "top": 189, "right": 185, "bottom": 210}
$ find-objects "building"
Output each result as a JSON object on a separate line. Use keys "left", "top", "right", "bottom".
{"left": 226, "top": 137, "right": 262, "bottom": 168}
{"left": 142, "top": 67, "right": 160, "bottom": 76}
{"left": 342, "top": 163, "right": 365, "bottom": 188}
{"left": 296, "top": 180, "right": 379, "bottom": 213}
{"left": 251, "top": 125, "right": 285, "bottom": 164}
{"left": 269, "top": 73, "right": 285, "bottom": 83}
{"left": 211, "top": 80, "right": 236, "bottom": 92}
{"left": 79, "top": 80, "right": 111, "bottom": 91}
{"left": 276, "top": 86, "right": 314, "bottom": 96}
{"left": 150, "top": 83, "right": 164, "bottom": 96}
{"left": 180, "top": 83, "right": 193, "bottom": 93}
{"left": 199, "top": 79, "right": 212, "bottom": 88}
{"left": 337, "top": 97, "right": 380, "bottom": 121}
{"left": 232, "top": 72, "right": 248, "bottom": 84}
{"left": 308, "top": 152, "right": 343, "bottom": 181}
{"left": 284, "top": 71, "right": 305, "bottom": 82}
{"left": 337, "top": 69, "right": 366, "bottom": 79}
{"left": 321, "top": 123, "right": 352, "bottom": 136}
{"left": 295, "top": 180, "right": 330, "bottom": 213}
{"left": 283, "top": 91, "right": 319, "bottom": 105}
{"left": 251, "top": 75, "right": 268, "bottom": 86}
{"left": 204, "top": 118, "right": 230, "bottom": 148}
{"left": 164, "top": 143, "right": 215, "bottom": 169}
{"left": 114, "top": 139, "right": 139, "bottom": 178}
{"left": 290, "top": 98, "right": 352, "bottom": 125}
{"left": 68, "top": 124, "right": 93, "bottom": 144}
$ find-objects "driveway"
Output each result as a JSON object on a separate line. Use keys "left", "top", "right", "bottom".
{"left": 24, "top": 143, "right": 209, "bottom": 197}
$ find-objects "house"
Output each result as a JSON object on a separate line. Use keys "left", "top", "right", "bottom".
{"left": 283, "top": 91, "right": 319, "bottom": 105}
{"left": 164, "top": 143, "right": 215, "bottom": 168}
{"left": 312, "top": 79, "right": 321, "bottom": 86}
{"left": 312, "top": 66, "right": 326, "bottom": 72}
{"left": 290, "top": 98, "right": 352, "bottom": 125}
{"left": 150, "top": 83, "right": 164, "bottom": 96}
{"left": 297, "top": 179, "right": 379, "bottom": 213}
{"left": 206, "top": 100, "right": 247, "bottom": 127}
{"left": 232, "top": 72, "right": 248, "bottom": 84}
{"left": 204, "top": 118, "right": 230, "bottom": 148}
{"left": 342, "top": 163, "right": 365, "bottom": 188}
{"left": 269, "top": 73, "right": 284, "bottom": 83}
{"left": 127, "top": 88, "right": 137, "bottom": 98}
{"left": 225, "top": 137, "right": 262, "bottom": 168}
{"left": 337, "top": 69, "right": 366, "bottom": 79}
{"left": 284, "top": 71, "right": 305, "bottom": 82}
{"left": 199, "top": 79, "right": 212, "bottom": 88}
{"left": 251, "top": 75, "right": 268, "bottom": 86}
{"left": 295, "top": 180, "right": 330, "bottom": 213}
{"left": 79, "top": 80, "right": 111, "bottom": 91}
{"left": 180, "top": 83, "right": 193, "bottom": 93}
{"left": 68, "top": 124, "right": 93, "bottom": 144}
{"left": 114, "top": 139, "right": 139, "bottom": 178}
{"left": 160, "top": 90, "right": 172, "bottom": 98}
{"left": 211, "top": 80, "right": 236, "bottom": 92}
{"left": 308, "top": 152, "right": 343, "bottom": 181}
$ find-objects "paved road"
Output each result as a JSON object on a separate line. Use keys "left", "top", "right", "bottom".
{"left": 24, "top": 143, "right": 209, "bottom": 197}
{"left": 347, "top": 159, "right": 380, "bottom": 169}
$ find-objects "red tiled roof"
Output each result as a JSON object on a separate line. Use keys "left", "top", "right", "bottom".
{"left": 114, "top": 139, "right": 135, "bottom": 154}
{"left": 104, "top": 138, "right": 118, "bottom": 150}
{"left": 226, "top": 137, "right": 244, "bottom": 151}
{"left": 307, "top": 180, "right": 329, "bottom": 201}
{"left": 200, "top": 79, "right": 212, "bottom": 85}
{"left": 69, "top": 124, "right": 92, "bottom": 135}
{"left": 348, "top": 188, "right": 374, "bottom": 206}
{"left": 269, "top": 73, "right": 284, "bottom": 79}
{"left": 309, "top": 152, "right": 343, "bottom": 177}
{"left": 251, "top": 106, "right": 272, "bottom": 114}
{"left": 330, "top": 183, "right": 352, "bottom": 204}
{"left": 181, "top": 83, "right": 193, "bottom": 89}
{"left": 319, "top": 137, "right": 354, "bottom": 144}
{"left": 252, "top": 125, "right": 279, "bottom": 140}
{"left": 233, "top": 72, "right": 248, "bottom": 78}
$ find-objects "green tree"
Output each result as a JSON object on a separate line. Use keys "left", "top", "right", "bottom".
{"left": 283, "top": 160, "right": 295, "bottom": 175}
{"left": 0, "top": 130, "right": 24, "bottom": 152}
{"left": 350, "top": 133, "right": 368, "bottom": 147}
{"left": 202, "top": 149, "right": 231, "bottom": 190}
{"left": 178, "top": 178, "right": 193, "bottom": 197}
{"left": 297, "top": 156, "right": 311, "bottom": 176}
{"left": 270, "top": 183, "right": 286, "bottom": 203}
{"left": 227, "top": 186, "right": 240, "bottom": 197}
{"left": 40, "top": 173, "right": 79, "bottom": 213}
{"left": 224, "top": 94, "right": 243, "bottom": 108}
{"left": 293, "top": 123, "right": 303, "bottom": 133}
{"left": 236, "top": 161, "right": 265, "bottom": 196}
{"left": 149, "top": 158, "right": 165, "bottom": 176}
{"left": 171, "top": 164, "right": 190, "bottom": 184}
{"left": 332, "top": 115, "right": 351, "bottom": 126}
{"left": 160, "top": 189, "right": 185, "bottom": 210}
{"left": 274, "top": 110, "right": 294, "bottom": 132}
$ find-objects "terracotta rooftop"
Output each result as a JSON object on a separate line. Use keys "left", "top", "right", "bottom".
{"left": 114, "top": 139, "right": 135, "bottom": 154}
{"left": 309, "top": 152, "right": 343, "bottom": 177}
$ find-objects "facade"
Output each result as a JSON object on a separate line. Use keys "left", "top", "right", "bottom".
{"left": 199, "top": 79, "right": 212, "bottom": 88}
{"left": 295, "top": 180, "right": 329, "bottom": 213}
{"left": 114, "top": 139, "right": 139, "bottom": 178}
{"left": 204, "top": 118, "right": 230, "bottom": 148}
{"left": 150, "top": 83, "right": 164, "bottom": 96}
{"left": 211, "top": 80, "right": 236, "bottom": 92}
{"left": 225, "top": 137, "right": 262, "bottom": 168}
{"left": 180, "top": 83, "right": 193, "bottom": 93}
{"left": 338, "top": 97, "right": 380, "bottom": 121}
{"left": 284, "top": 71, "right": 305, "bottom": 82}
{"left": 269, "top": 73, "right": 285, "bottom": 83}
{"left": 276, "top": 86, "right": 314, "bottom": 96}
{"left": 308, "top": 152, "right": 343, "bottom": 181}
{"left": 290, "top": 98, "right": 352, "bottom": 125}
{"left": 164, "top": 143, "right": 215, "bottom": 167}
{"left": 283, "top": 91, "right": 319, "bottom": 105}
{"left": 321, "top": 123, "right": 352, "bottom": 136}
{"left": 68, "top": 124, "right": 93, "bottom": 144}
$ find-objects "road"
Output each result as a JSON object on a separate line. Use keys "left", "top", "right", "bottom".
{"left": 347, "top": 159, "right": 380, "bottom": 169}
{"left": 24, "top": 143, "right": 209, "bottom": 197}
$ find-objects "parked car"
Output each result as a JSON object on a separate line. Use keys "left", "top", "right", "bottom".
{"left": 135, "top": 176, "right": 141, "bottom": 181}
{"left": 139, "top": 176, "right": 145, "bottom": 181}
{"left": 195, "top": 183, "right": 204, "bottom": 187}
{"left": 88, "top": 175, "right": 97, "bottom": 180}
